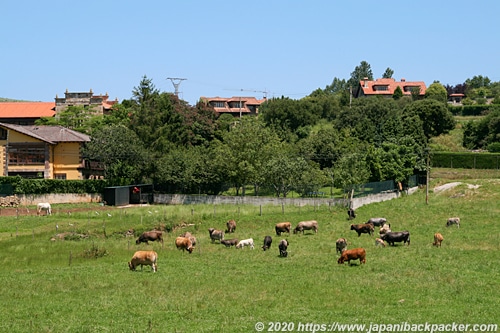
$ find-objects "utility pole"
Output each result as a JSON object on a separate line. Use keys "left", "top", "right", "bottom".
{"left": 167, "top": 77, "right": 187, "bottom": 97}
{"left": 426, "top": 148, "right": 430, "bottom": 205}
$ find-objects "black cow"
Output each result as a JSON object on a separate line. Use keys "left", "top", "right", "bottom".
{"left": 381, "top": 231, "right": 410, "bottom": 246}
{"left": 278, "top": 239, "right": 289, "bottom": 257}
{"left": 347, "top": 208, "right": 356, "bottom": 220}
{"left": 262, "top": 236, "right": 272, "bottom": 251}
{"left": 136, "top": 231, "right": 163, "bottom": 245}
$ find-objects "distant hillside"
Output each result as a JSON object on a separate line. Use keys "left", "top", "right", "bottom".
{"left": 0, "top": 98, "right": 33, "bottom": 102}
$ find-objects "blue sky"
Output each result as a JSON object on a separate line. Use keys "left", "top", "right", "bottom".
{"left": 2, "top": 1, "right": 499, "bottom": 105}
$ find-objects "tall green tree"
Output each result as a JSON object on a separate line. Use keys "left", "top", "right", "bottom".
{"left": 347, "top": 61, "right": 374, "bottom": 89}
{"left": 82, "top": 124, "right": 149, "bottom": 185}
{"left": 212, "top": 117, "right": 280, "bottom": 196}
{"left": 382, "top": 67, "right": 394, "bottom": 79}
{"left": 393, "top": 86, "right": 403, "bottom": 100}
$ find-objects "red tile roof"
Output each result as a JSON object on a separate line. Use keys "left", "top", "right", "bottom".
{"left": 357, "top": 78, "right": 426, "bottom": 97}
{"left": 0, "top": 102, "right": 56, "bottom": 118}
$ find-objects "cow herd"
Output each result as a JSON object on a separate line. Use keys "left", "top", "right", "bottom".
{"left": 127, "top": 210, "right": 461, "bottom": 272}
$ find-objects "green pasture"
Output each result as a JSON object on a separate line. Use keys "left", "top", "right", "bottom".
{"left": 0, "top": 178, "right": 499, "bottom": 332}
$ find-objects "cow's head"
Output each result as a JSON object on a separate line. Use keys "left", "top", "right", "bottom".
{"left": 128, "top": 261, "right": 135, "bottom": 271}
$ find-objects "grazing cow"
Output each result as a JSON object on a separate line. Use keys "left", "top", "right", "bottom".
{"left": 226, "top": 220, "right": 237, "bottom": 233}
{"left": 221, "top": 238, "right": 239, "bottom": 248}
{"left": 278, "top": 239, "right": 289, "bottom": 257}
{"left": 175, "top": 236, "right": 194, "bottom": 253}
{"left": 136, "top": 230, "right": 163, "bottom": 245}
{"left": 350, "top": 223, "right": 374, "bottom": 237}
{"left": 375, "top": 238, "right": 386, "bottom": 247}
{"left": 433, "top": 232, "right": 444, "bottom": 247}
{"left": 262, "top": 236, "right": 272, "bottom": 251}
{"left": 338, "top": 248, "right": 366, "bottom": 265}
{"left": 37, "top": 202, "right": 52, "bottom": 216}
{"left": 128, "top": 250, "right": 158, "bottom": 272}
{"left": 379, "top": 223, "right": 392, "bottom": 236}
{"left": 293, "top": 220, "right": 318, "bottom": 234}
{"left": 336, "top": 238, "right": 348, "bottom": 254}
{"left": 275, "top": 222, "right": 291, "bottom": 236}
{"left": 367, "top": 217, "right": 387, "bottom": 227}
{"left": 208, "top": 228, "right": 224, "bottom": 243}
{"left": 446, "top": 217, "right": 460, "bottom": 228}
{"left": 180, "top": 231, "right": 197, "bottom": 247}
{"left": 347, "top": 208, "right": 356, "bottom": 220}
{"left": 236, "top": 238, "right": 254, "bottom": 249}
{"left": 381, "top": 231, "right": 410, "bottom": 246}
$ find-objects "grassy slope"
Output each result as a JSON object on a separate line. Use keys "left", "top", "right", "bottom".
{"left": 0, "top": 177, "right": 498, "bottom": 332}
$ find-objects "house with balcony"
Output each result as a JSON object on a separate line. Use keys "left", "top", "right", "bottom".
{"left": 200, "top": 96, "right": 266, "bottom": 116}
{"left": 355, "top": 78, "right": 427, "bottom": 98}
{"left": 0, "top": 123, "right": 91, "bottom": 180}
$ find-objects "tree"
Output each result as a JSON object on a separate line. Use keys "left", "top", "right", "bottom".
{"left": 212, "top": 117, "right": 281, "bottom": 196}
{"left": 403, "top": 99, "right": 456, "bottom": 139}
{"left": 331, "top": 153, "right": 370, "bottom": 196}
{"left": 261, "top": 144, "right": 309, "bottom": 198}
{"left": 36, "top": 105, "right": 98, "bottom": 134}
{"left": 82, "top": 124, "right": 149, "bottom": 185}
{"left": 393, "top": 86, "right": 403, "bottom": 100}
{"left": 382, "top": 67, "right": 394, "bottom": 79}
{"left": 425, "top": 82, "right": 448, "bottom": 103}
{"left": 347, "top": 61, "right": 373, "bottom": 89}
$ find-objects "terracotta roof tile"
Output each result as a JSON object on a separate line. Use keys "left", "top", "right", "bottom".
{"left": 358, "top": 78, "right": 426, "bottom": 96}
{"left": 0, "top": 102, "right": 56, "bottom": 118}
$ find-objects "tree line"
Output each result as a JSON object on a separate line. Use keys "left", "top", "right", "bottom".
{"left": 36, "top": 62, "right": 500, "bottom": 196}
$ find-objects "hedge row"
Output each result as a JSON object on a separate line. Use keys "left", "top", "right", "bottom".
{"left": 0, "top": 177, "right": 109, "bottom": 195}
{"left": 448, "top": 105, "right": 494, "bottom": 116}
{"left": 431, "top": 152, "right": 500, "bottom": 169}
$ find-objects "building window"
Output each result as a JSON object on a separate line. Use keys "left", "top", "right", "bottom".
{"left": 229, "top": 102, "right": 244, "bottom": 108}
{"left": 54, "top": 173, "right": 67, "bottom": 180}
{"left": 211, "top": 101, "right": 225, "bottom": 108}
{"left": 0, "top": 128, "right": 6, "bottom": 140}
{"left": 8, "top": 144, "right": 45, "bottom": 165}
{"left": 373, "top": 85, "right": 389, "bottom": 91}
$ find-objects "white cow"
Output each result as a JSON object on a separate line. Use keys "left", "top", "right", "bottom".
{"left": 37, "top": 203, "right": 52, "bottom": 216}
{"left": 446, "top": 217, "right": 460, "bottom": 228}
{"left": 236, "top": 238, "right": 255, "bottom": 249}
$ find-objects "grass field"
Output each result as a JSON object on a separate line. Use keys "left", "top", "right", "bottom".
{"left": 0, "top": 176, "right": 499, "bottom": 332}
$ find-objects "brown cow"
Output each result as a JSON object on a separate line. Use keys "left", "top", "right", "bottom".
{"left": 226, "top": 220, "right": 236, "bottom": 233}
{"left": 208, "top": 228, "right": 224, "bottom": 243}
{"left": 175, "top": 236, "right": 194, "bottom": 253}
{"left": 350, "top": 223, "right": 374, "bottom": 237}
{"left": 180, "top": 231, "right": 197, "bottom": 247}
{"left": 338, "top": 248, "right": 366, "bottom": 265}
{"left": 221, "top": 238, "right": 239, "bottom": 248}
{"left": 136, "top": 230, "right": 163, "bottom": 245}
{"left": 293, "top": 220, "right": 318, "bottom": 234}
{"left": 433, "top": 232, "right": 444, "bottom": 247}
{"left": 128, "top": 250, "right": 158, "bottom": 272}
{"left": 275, "top": 222, "right": 291, "bottom": 236}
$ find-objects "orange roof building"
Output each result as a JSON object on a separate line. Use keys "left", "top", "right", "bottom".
{"left": 0, "top": 102, "right": 56, "bottom": 125}
{"left": 200, "top": 96, "right": 266, "bottom": 117}
{"left": 355, "top": 78, "right": 426, "bottom": 98}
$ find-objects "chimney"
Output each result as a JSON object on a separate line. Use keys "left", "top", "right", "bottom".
{"left": 401, "top": 78, "right": 406, "bottom": 82}
{"left": 363, "top": 77, "right": 369, "bottom": 88}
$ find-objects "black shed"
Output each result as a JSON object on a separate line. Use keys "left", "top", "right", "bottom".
{"left": 103, "top": 184, "right": 153, "bottom": 206}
